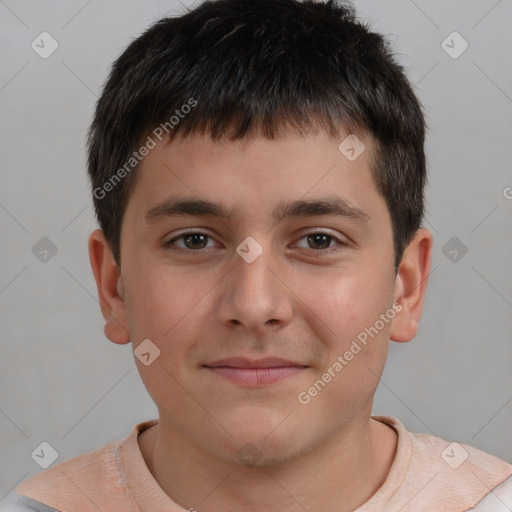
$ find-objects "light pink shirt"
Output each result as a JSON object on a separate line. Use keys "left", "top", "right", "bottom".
{"left": 12, "top": 416, "right": 512, "bottom": 512}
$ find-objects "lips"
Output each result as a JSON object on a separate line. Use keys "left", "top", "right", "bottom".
{"left": 203, "top": 357, "right": 308, "bottom": 386}
{"left": 204, "top": 357, "right": 306, "bottom": 369}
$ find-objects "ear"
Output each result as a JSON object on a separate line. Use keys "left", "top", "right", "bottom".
{"left": 88, "top": 229, "right": 131, "bottom": 345}
{"left": 390, "top": 228, "right": 433, "bottom": 343}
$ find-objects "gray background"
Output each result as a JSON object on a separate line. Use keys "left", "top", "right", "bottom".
{"left": 1, "top": 0, "right": 511, "bottom": 500}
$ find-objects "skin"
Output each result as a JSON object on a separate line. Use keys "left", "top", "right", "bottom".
{"left": 89, "top": 128, "right": 432, "bottom": 512}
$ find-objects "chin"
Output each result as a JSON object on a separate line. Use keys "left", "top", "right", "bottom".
{"left": 222, "top": 407, "right": 296, "bottom": 439}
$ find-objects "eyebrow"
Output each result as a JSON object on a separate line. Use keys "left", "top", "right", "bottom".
{"left": 144, "top": 196, "right": 370, "bottom": 224}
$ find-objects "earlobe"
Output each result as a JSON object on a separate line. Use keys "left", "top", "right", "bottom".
{"left": 390, "top": 228, "right": 433, "bottom": 343}
{"left": 88, "top": 229, "right": 131, "bottom": 345}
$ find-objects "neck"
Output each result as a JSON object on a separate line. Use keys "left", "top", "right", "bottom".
{"left": 138, "top": 414, "right": 398, "bottom": 512}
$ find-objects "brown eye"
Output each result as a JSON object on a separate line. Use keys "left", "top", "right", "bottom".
{"left": 166, "top": 232, "right": 216, "bottom": 250}
{"left": 306, "top": 233, "right": 333, "bottom": 250}
{"left": 295, "top": 231, "right": 344, "bottom": 251}
{"left": 182, "top": 233, "right": 208, "bottom": 249}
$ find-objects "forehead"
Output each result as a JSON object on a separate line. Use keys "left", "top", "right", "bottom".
{"left": 124, "top": 130, "right": 388, "bottom": 229}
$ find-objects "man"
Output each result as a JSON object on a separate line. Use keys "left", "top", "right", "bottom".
{"left": 6, "top": 0, "right": 511, "bottom": 510}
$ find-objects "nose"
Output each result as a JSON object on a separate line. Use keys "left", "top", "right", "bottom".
{"left": 215, "top": 242, "right": 293, "bottom": 333}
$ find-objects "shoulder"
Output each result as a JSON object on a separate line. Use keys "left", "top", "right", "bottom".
{"left": 13, "top": 438, "right": 123, "bottom": 512}
{"left": 12, "top": 420, "right": 156, "bottom": 512}
{"left": 16, "top": 438, "right": 120, "bottom": 491}
{"left": 374, "top": 416, "right": 512, "bottom": 511}
{"left": 470, "top": 474, "right": 512, "bottom": 511}
{"left": 410, "top": 428, "right": 512, "bottom": 508}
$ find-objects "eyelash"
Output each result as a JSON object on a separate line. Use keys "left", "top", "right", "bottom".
{"left": 164, "top": 230, "right": 347, "bottom": 255}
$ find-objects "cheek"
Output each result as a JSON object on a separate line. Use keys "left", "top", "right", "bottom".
{"left": 125, "top": 271, "right": 205, "bottom": 411}
{"left": 126, "top": 265, "right": 208, "bottom": 341}
{"left": 298, "top": 274, "right": 392, "bottom": 414}
{"left": 297, "top": 267, "right": 394, "bottom": 387}
{"left": 299, "top": 271, "right": 383, "bottom": 342}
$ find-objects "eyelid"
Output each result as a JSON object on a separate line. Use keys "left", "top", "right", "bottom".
{"left": 295, "top": 227, "right": 344, "bottom": 240}
{"left": 166, "top": 228, "right": 216, "bottom": 240}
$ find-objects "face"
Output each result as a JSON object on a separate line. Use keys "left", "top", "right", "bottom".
{"left": 110, "top": 129, "right": 402, "bottom": 464}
